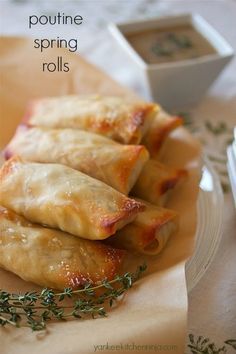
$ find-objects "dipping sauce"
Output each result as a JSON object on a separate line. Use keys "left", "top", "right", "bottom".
{"left": 126, "top": 25, "right": 216, "bottom": 64}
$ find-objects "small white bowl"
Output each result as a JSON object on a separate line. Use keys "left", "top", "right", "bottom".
{"left": 109, "top": 14, "right": 234, "bottom": 110}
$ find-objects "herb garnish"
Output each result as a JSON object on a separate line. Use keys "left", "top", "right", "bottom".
{"left": 152, "top": 43, "right": 173, "bottom": 57}
{"left": 152, "top": 32, "right": 193, "bottom": 57}
{"left": 0, "top": 264, "right": 147, "bottom": 331}
{"left": 168, "top": 33, "right": 192, "bottom": 49}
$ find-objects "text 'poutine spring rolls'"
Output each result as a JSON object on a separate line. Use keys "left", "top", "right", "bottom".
{"left": 0, "top": 207, "right": 125, "bottom": 290}
{"left": 4, "top": 125, "right": 149, "bottom": 195}
{"left": 0, "top": 156, "right": 145, "bottom": 240}
{"left": 107, "top": 200, "right": 178, "bottom": 255}
{"left": 132, "top": 159, "right": 187, "bottom": 206}
{"left": 142, "top": 109, "right": 182, "bottom": 157}
{"left": 24, "top": 95, "right": 158, "bottom": 144}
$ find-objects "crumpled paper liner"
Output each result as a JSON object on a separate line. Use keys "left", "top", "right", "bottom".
{"left": 0, "top": 37, "right": 201, "bottom": 354}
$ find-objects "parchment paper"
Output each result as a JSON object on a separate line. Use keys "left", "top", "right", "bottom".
{"left": 0, "top": 37, "right": 201, "bottom": 354}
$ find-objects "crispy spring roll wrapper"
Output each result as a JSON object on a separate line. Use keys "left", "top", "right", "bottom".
{"left": 142, "top": 109, "right": 182, "bottom": 157}
{"left": 0, "top": 156, "right": 145, "bottom": 240}
{"left": 0, "top": 207, "right": 125, "bottom": 290}
{"left": 24, "top": 95, "right": 158, "bottom": 144}
{"left": 4, "top": 125, "right": 149, "bottom": 195}
{"left": 107, "top": 200, "right": 178, "bottom": 255}
{"left": 132, "top": 159, "right": 187, "bottom": 206}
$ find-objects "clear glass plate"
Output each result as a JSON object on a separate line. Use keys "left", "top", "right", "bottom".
{"left": 186, "top": 155, "right": 224, "bottom": 292}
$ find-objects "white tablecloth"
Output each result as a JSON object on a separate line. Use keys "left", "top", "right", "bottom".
{"left": 1, "top": 0, "right": 235, "bottom": 352}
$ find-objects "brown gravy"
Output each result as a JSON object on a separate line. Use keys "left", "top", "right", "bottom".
{"left": 126, "top": 25, "right": 216, "bottom": 64}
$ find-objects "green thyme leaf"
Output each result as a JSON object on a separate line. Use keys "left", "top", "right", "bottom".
{"left": 0, "top": 264, "right": 146, "bottom": 331}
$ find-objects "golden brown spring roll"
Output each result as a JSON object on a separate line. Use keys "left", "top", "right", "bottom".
{"left": 142, "top": 109, "right": 182, "bottom": 157}
{"left": 132, "top": 159, "right": 187, "bottom": 206}
{"left": 0, "top": 207, "right": 125, "bottom": 290}
{"left": 24, "top": 95, "right": 158, "bottom": 144}
{"left": 107, "top": 200, "right": 178, "bottom": 255}
{"left": 4, "top": 125, "right": 149, "bottom": 195}
{"left": 0, "top": 156, "right": 144, "bottom": 240}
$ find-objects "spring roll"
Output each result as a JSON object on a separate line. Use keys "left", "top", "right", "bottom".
{"left": 107, "top": 200, "right": 178, "bottom": 255}
{"left": 24, "top": 95, "right": 158, "bottom": 144}
{"left": 0, "top": 207, "right": 125, "bottom": 290}
{"left": 4, "top": 125, "right": 149, "bottom": 195}
{"left": 132, "top": 159, "right": 187, "bottom": 206}
{"left": 142, "top": 109, "right": 182, "bottom": 157}
{"left": 0, "top": 156, "right": 144, "bottom": 240}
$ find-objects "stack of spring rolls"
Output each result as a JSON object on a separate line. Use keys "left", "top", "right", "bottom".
{"left": 0, "top": 95, "right": 187, "bottom": 290}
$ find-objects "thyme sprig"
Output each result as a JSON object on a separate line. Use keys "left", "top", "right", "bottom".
{"left": 0, "top": 264, "right": 147, "bottom": 331}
